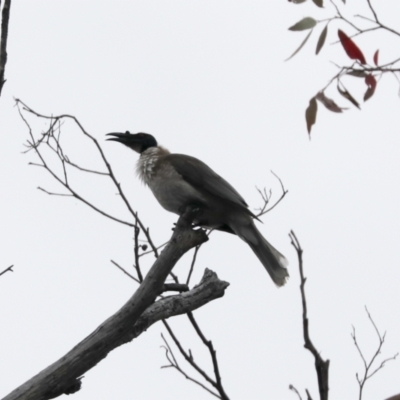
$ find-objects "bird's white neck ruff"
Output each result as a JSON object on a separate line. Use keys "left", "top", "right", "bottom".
{"left": 136, "top": 146, "right": 169, "bottom": 185}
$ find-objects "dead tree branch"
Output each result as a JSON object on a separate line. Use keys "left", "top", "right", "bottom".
{"left": 0, "top": 264, "right": 13, "bottom": 277}
{"left": 3, "top": 210, "right": 216, "bottom": 400}
{"left": 352, "top": 307, "right": 398, "bottom": 400}
{"left": 0, "top": 0, "right": 11, "bottom": 96}
{"left": 289, "top": 231, "right": 329, "bottom": 400}
{"left": 16, "top": 99, "right": 160, "bottom": 256}
{"left": 256, "top": 171, "right": 288, "bottom": 218}
{"left": 187, "top": 312, "right": 229, "bottom": 399}
{"left": 161, "top": 333, "right": 220, "bottom": 398}
{"left": 162, "top": 317, "right": 230, "bottom": 400}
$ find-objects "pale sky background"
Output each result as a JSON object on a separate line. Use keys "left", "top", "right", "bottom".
{"left": 1, "top": 1, "right": 400, "bottom": 400}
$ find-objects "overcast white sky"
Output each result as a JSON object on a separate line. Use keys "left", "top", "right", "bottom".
{"left": 1, "top": 1, "right": 400, "bottom": 399}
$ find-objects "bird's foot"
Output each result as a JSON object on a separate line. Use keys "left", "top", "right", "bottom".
{"left": 176, "top": 204, "right": 204, "bottom": 228}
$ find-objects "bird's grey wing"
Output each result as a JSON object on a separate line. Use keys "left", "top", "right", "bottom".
{"left": 165, "top": 154, "right": 255, "bottom": 215}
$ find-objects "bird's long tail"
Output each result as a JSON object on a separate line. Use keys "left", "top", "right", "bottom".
{"left": 231, "top": 221, "right": 289, "bottom": 287}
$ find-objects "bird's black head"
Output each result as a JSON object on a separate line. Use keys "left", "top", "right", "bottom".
{"left": 106, "top": 132, "right": 158, "bottom": 154}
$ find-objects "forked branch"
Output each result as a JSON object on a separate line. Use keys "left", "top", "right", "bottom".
{"left": 352, "top": 307, "right": 398, "bottom": 400}
{"left": 3, "top": 210, "right": 220, "bottom": 400}
{"left": 289, "top": 231, "right": 329, "bottom": 400}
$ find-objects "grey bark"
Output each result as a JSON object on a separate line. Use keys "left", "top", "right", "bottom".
{"left": 4, "top": 209, "right": 226, "bottom": 400}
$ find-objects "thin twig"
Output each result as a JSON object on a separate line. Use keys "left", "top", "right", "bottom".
{"left": 186, "top": 245, "right": 201, "bottom": 285}
{"left": 256, "top": 171, "right": 288, "bottom": 218}
{"left": 351, "top": 307, "right": 398, "bottom": 400}
{"left": 16, "top": 99, "right": 160, "bottom": 256}
{"left": 133, "top": 222, "right": 143, "bottom": 282}
{"left": 64, "top": 159, "right": 108, "bottom": 175}
{"left": 306, "top": 389, "right": 313, "bottom": 400}
{"left": 139, "top": 241, "right": 168, "bottom": 258}
{"left": 0, "top": 264, "right": 13, "bottom": 277}
{"left": 160, "top": 334, "right": 220, "bottom": 399}
{"left": 16, "top": 101, "right": 137, "bottom": 228}
{"left": 37, "top": 187, "right": 73, "bottom": 197}
{"left": 110, "top": 260, "right": 140, "bottom": 283}
{"left": 187, "top": 312, "right": 229, "bottom": 400}
{"left": 289, "top": 231, "right": 329, "bottom": 400}
{"left": 289, "top": 385, "right": 303, "bottom": 400}
{"left": 162, "top": 319, "right": 229, "bottom": 400}
{"left": 329, "top": 0, "right": 361, "bottom": 32}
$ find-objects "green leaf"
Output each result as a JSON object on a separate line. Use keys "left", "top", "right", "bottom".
{"left": 312, "top": 0, "right": 324, "bottom": 7}
{"left": 285, "top": 29, "right": 313, "bottom": 61}
{"left": 316, "top": 24, "right": 328, "bottom": 55}
{"left": 289, "top": 0, "right": 307, "bottom": 3}
{"left": 337, "top": 83, "right": 360, "bottom": 109}
{"left": 288, "top": 17, "right": 317, "bottom": 31}
{"left": 305, "top": 96, "right": 318, "bottom": 135}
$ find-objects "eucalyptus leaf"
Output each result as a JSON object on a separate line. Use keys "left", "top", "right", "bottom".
{"left": 289, "top": 17, "right": 317, "bottom": 31}
{"left": 337, "top": 83, "right": 360, "bottom": 109}
{"left": 312, "top": 0, "right": 324, "bottom": 7}
{"left": 316, "top": 24, "right": 328, "bottom": 55}
{"left": 285, "top": 29, "right": 313, "bottom": 61}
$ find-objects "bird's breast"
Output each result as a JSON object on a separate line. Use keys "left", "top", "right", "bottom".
{"left": 149, "top": 165, "right": 207, "bottom": 214}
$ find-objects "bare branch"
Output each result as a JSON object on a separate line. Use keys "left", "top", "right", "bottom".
{"left": 352, "top": 307, "right": 398, "bottom": 400}
{"left": 0, "top": 0, "right": 11, "bottom": 96}
{"left": 289, "top": 231, "right": 329, "bottom": 400}
{"left": 37, "top": 186, "right": 73, "bottom": 197}
{"left": 161, "top": 335, "right": 220, "bottom": 399}
{"left": 366, "top": 0, "right": 378, "bottom": 22}
{"left": 289, "top": 384, "right": 303, "bottom": 400}
{"left": 133, "top": 223, "right": 143, "bottom": 282}
{"left": 110, "top": 260, "right": 140, "bottom": 284}
{"left": 16, "top": 99, "right": 160, "bottom": 256}
{"left": 4, "top": 209, "right": 210, "bottom": 400}
{"left": 162, "top": 283, "right": 189, "bottom": 293}
{"left": 0, "top": 264, "right": 13, "bottom": 277}
{"left": 63, "top": 159, "right": 108, "bottom": 175}
{"left": 139, "top": 240, "right": 168, "bottom": 258}
{"left": 186, "top": 245, "right": 201, "bottom": 285}
{"left": 187, "top": 312, "right": 229, "bottom": 399}
{"left": 256, "top": 171, "right": 288, "bottom": 218}
{"left": 162, "top": 318, "right": 230, "bottom": 400}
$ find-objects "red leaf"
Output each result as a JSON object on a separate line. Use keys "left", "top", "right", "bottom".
{"left": 364, "top": 74, "right": 377, "bottom": 101}
{"left": 337, "top": 30, "right": 366, "bottom": 64}
{"left": 373, "top": 49, "right": 379, "bottom": 66}
{"left": 365, "top": 74, "right": 377, "bottom": 91}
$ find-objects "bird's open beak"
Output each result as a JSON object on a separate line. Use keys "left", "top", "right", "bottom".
{"left": 106, "top": 132, "right": 130, "bottom": 144}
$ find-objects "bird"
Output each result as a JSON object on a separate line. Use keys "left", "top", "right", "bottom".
{"left": 107, "top": 131, "right": 289, "bottom": 286}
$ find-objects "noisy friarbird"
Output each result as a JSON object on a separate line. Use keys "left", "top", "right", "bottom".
{"left": 107, "top": 132, "right": 289, "bottom": 286}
